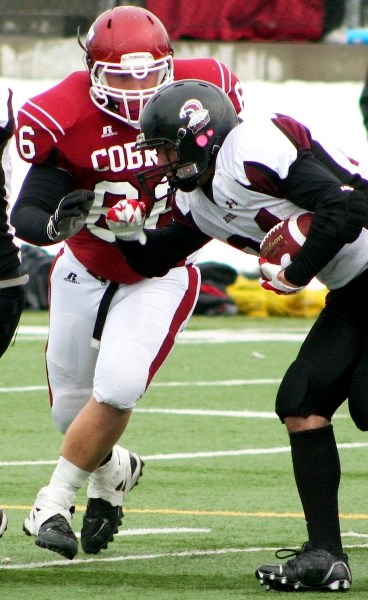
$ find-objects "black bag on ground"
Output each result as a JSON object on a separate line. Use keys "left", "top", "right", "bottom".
{"left": 194, "top": 262, "right": 238, "bottom": 315}
{"left": 20, "top": 244, "right": 53, "bottom": 309}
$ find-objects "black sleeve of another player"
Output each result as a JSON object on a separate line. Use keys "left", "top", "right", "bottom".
{"left": 278, "top": 152, "right": 368, "bottom": 286}
{"left": 116, "top": 221, "right": 211, "bottom": 278}
{"left": 11, "top": 164, "right": 72, "bottom": 245}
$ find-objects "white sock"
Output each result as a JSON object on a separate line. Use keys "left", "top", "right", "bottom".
{"left": 49, "top": 455, "right": 91, "bottom": 494}
{"left": 32, "top": 457, "right": 90, "bottom": 523}
{"left": 88, "top": 445, "right": 131, "bottom": 505}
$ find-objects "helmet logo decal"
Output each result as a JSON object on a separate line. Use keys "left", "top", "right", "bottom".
{"left": 179, "top": 99, "right": 210, "bottom": 135}
{"left": 120, "top": 52, "right": 154, "bottom": 66}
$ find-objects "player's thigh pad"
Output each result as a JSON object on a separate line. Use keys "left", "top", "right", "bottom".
{"left": 276, "top": 308, "right": 361, "bottom": 421}
{"left": 94, "top": 265, "right": 200, "bottom": 410}
{"left": 46, "top": 250, "right": 110, "bottom": 432}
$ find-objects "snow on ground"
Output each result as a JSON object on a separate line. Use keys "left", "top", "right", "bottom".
{"left": 3, "top": 76, "right": 368, "bottom": 277}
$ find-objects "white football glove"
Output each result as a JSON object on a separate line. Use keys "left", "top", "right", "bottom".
{"left": 106, "top": 199, "right": 147, "bottom": 245}
{"left": 259, "top": 257, "right": 305, "bottom": 295}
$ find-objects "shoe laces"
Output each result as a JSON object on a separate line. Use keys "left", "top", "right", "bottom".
{"left": 275, "top": 548, "right": 300, "bottom": 560}
{"left": 275, "top": 542, "right": 348, "bottom": 566}
{"left": 275, "top": 542, "right": 312, "bottom": 561}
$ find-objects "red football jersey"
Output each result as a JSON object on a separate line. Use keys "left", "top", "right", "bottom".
{"left": 16, "top": 59, "right": 244, "bottom": 283}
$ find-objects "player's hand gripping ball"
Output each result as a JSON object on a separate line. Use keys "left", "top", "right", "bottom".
{"left": 259, "top": 213, "right": 313, "bottom": 294}
{"left": 106, "top": 199, "right": 147, "bottom": 244}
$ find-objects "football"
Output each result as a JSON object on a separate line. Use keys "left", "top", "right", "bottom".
{"left": 260, "top": 212, "right": 313, "bottom": 266}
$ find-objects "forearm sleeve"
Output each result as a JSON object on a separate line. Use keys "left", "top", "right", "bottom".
{"left": 116, "top": 220, "right": 211, "bottom": 278}
{"left": 11, "top": 164, "right": 72, "bottom": 245}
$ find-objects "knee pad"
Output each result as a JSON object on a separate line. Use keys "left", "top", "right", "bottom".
{"left": 276, "top": 357, "right": 347, "bottom": 421}
{"left": 276, "top": 359, "right": 310, "bottom": 420}
{"left": 52, "top": 404, "right": 75, "bottom": 434}
{"left": 51, "top": 392, "right": 90, "bottom": 434}
{"left": 93, "top": 384, "right": 144, "bottom": 411}
{"left": 94, "top": 372, "right": 145, "bottom": 411}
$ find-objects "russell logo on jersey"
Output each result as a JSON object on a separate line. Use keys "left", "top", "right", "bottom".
{"left": 64, "top": 272, "right": 80, "bottom": 284}
{"left": 101, "top": 125, "right": 118, "bottom": 138}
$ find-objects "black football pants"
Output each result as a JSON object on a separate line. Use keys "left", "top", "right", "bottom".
{"left": 276, "top": 268, "right": 368, "bottom": 429}
{"left": 0, "top": 285, "right": 25, "bottom": 358}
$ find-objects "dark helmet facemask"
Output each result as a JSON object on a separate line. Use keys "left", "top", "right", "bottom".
{"left": 135, "top": 79, "right": 238, "bottom": 201}
{"left": 136, "top": 135, "right": 205, "bottom": 201}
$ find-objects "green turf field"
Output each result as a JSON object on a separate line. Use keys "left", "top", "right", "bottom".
{"left": 1, "top": 311, "right": 367, "bottom": 598}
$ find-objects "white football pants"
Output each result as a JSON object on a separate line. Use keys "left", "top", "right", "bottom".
{"left": 46, "top": 246, "right": 200, "bottom": 433}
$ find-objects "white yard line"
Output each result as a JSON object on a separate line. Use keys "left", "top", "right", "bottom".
{"left": 0, "top": 440, "right": 364, "bottom": 468}
{"left": 0, "top": 381, "right": 281, "bottom": 393}
{"left": 17, "top": 326, "right": 308, "bottom": 343}
{"left": 0, "top": 542, "right": 367, "bottom": 570}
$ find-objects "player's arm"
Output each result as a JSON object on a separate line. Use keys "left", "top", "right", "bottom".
{"left": 278, "top": 152, "right": 368, "bottom": 286}
{"left": 106, "top": 195, "right": 211, "bottom": 277}
{"left": 116, "top": 221, "right": 210, "bottom": 278}
{"left": 310, "top": 139, "right": 368, "bottom": 194}
{"left": 11, "top": 164, "right": 94, "bottom": 246}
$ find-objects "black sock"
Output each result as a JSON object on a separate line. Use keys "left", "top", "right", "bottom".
{"left": 289, "top": 424, "right": 343, "bottom": 555}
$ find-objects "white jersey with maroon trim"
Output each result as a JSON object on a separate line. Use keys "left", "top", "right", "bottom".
{"left": 174, "top": 111, "right": 368, "bottom": 290}
{"left": 16, "top": 59, "right": 244, "bottom": 283}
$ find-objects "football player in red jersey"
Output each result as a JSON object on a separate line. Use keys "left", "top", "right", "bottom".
{"left": 11, "top": 6, "right": 244, "bottom": 560}
{"left": 0, "top": 87, "right": 29, "bottom": 539}
{"left": 110, "top": 79, "right": 368, "bottom": 591}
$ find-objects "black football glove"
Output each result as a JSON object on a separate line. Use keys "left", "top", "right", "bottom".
{"left": 47, "top": 190, "right": 95, "bottom": 242}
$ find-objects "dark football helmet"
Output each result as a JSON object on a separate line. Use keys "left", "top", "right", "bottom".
{"left": 136, "top": 79, "right": 238, "bottom": 199}
{"left": 84, "top": 6, "right": 174, "bottom": 127}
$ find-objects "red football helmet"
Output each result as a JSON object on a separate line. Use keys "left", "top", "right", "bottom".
{"left": 85, "top": 6, "right": 174, "bottom": 128}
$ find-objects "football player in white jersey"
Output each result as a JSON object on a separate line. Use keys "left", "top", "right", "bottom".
{"left": 107, "top": 79, "right": 368, "bottom": 592}
{"left": 11, "top": 8, "right": 244, "bottom": 560}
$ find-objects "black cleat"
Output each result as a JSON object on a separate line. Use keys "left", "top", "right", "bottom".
{"left": 255, "top": 542, "right": 352, "bottom": 592}
{"left": 81, "top": 498, "right": 123, "bottom": 554}
{"left": 81, "top": 451, "right": 144, "bottom": 554}
{"left": 24, "top": 514, "right": 78, "bottom": 560}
